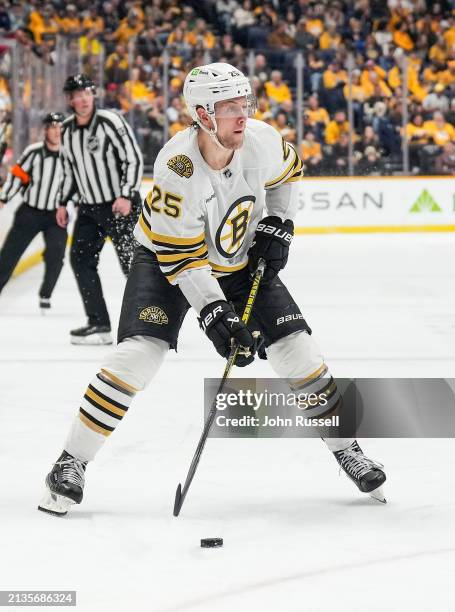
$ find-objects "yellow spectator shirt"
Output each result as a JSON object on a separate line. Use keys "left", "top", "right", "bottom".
{"left": 423, "top": 120, "right": 455, "bottom": 145}
{"left": 264, "top": 80, "right": 292, "bottom": 104}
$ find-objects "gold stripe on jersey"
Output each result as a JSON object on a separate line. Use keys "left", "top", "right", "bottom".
{"left": 265, "top": 145, "right": 299, "bottom": 189}
{"left": 151, "top": 230, "right": 205, "bottom": 248}
{"left": 139, "top": 212, "right": 152, "bottom": 238}
{"left": 79, "top": 411, "right": 113, "bottom": 436}
{"left": 283, "top": 155, "right": 304, "bottom": 184}
{"left": 156, "top": 244, "right": 208, "bottom": 263}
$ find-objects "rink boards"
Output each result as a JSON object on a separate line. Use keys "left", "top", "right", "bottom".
{"left": 2, "top": 176, "right": 454, "bottom": 278}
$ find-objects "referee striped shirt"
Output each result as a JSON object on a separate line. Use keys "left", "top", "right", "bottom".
{"left": 0, "top": 142, "right": 62, "bottom": 211}
{"left": 59, "top": 109, "right": 143, "bottom": 206}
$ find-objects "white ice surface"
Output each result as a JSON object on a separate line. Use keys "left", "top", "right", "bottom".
{"left": 1, "top": 233, "right": 455, "bottom": 612}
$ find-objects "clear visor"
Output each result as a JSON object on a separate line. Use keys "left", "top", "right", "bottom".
{"left": 214, "top": 93, "right": 256, "bottom": 119}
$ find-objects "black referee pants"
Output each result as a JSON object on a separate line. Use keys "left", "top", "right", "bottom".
{"left": 70, "top": 200, "right": 139, "bottom": 327}
{"left": 0, "top": 203, "right": 67, "bottom": 298}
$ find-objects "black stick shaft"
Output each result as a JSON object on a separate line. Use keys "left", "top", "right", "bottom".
{"left": 173, "top": 260, "right": 265, "bottom": 516}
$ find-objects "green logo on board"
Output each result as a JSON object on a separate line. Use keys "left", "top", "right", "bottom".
{"left": 410, "top": 190, "right": 442, "bottom": 212}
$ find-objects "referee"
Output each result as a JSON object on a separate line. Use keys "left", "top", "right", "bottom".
{"left": 0, "top": 113, "right": 66, "bottom": 312}
{"left": 56, "top": 74, "right": 143, "bottom": 345}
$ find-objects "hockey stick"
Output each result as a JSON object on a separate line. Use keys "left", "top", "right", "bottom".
{"left": 173, "top": 258, "right": 266, "bottom": 517}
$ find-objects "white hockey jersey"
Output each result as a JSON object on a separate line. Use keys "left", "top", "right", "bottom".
{"left": 134, "top": 118, "right": 303, "bottom": 312}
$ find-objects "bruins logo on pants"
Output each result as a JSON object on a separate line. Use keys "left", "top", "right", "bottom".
{"left": 139, "top": 306, "right": 169, "bottom": 325}
{"left": 215, "top": 196, "right": 255, "bottom": 258}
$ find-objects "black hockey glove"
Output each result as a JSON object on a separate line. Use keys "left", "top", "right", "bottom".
{"left": 248, "top": 216, "right": 294, "bottom": 283}
{"left": 199, "top": 300, "right": 257, "bottom": 367}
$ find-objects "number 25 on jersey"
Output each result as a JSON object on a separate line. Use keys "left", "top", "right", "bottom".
{"left": 147, "top": 184, "right": 183, "bottom": 218}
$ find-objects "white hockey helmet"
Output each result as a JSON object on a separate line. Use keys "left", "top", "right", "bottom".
{"left": 183, "top": 62, "right": 254, "bottom": 148}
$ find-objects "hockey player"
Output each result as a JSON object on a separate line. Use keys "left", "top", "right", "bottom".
{"left": 0, "top": 113, "right": 66, "bottom": 312}
{"left": 38, "top": 63, "right": 386, "bottom": 517}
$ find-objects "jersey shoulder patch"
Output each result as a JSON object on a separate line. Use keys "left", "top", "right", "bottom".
{"left": 167, "top": 154, "right": 194, "bottom": 179}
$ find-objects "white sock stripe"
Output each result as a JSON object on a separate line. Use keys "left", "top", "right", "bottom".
{"left": 80, "top": 397, "right": 122, "bottom": 431}
{"left": 90, "top": 375, "right": 134, "bottom": 408}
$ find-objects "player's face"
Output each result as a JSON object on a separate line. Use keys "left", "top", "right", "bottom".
{"left": 45, "top": 123, "right": 61, "bottom": 147}
{"left": 214, "top": 97, "right": 248, "bottom": 150}
{"left": 69, "top": 89, "right": 95, "bottom": 117}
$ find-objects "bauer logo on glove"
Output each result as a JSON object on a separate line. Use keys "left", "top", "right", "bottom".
{"left": 248, "top": 216, "right": 294, "bottom": 283}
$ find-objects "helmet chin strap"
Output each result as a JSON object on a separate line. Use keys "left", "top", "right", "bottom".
{"left": 197, "top": 114, "right": 233, "bottom": 152}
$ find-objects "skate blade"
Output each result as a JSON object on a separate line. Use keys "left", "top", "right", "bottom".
{"left": 70, "top": 333, "right": 113, "bottom": 346}
{"left": 37, "top": 491, "right": 75, "bottom": 517}
{"left": 368, "top": 486, "right": 387, "bottom": 504}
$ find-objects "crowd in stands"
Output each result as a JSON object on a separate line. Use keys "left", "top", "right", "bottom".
{"left": 0, "top": 0, "right": 454, "bottom": 175}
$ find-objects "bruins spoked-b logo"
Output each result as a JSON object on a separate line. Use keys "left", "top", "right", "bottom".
{"left": 215, "top": 196, "right": 256, "bottom": 258}
{"left": 167, "top": 154, "right": 194, "bottom": 178}
{"left": 139, "top": 306, "right": 168, "bottom": 325}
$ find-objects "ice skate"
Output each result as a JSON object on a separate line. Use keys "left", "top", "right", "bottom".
{"left": 333, "top": 441, "right": 387, "bottom": 503}
{"left": 39, "top": 298, "right": 51, "bottom": 314}
{"left": 70, "top": 324, "right": 112, "bottom": 345}
{"left": 38, "top": 451, "right": 87, "bottom": 517}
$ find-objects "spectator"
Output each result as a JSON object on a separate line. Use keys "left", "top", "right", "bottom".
{"left": 438, "top": 59, "right": 455, "bottom": 87}
{"left": 113, "top": 10, "right": 143, "bottom": 44}
{"left": 267, "top": 20, "right": 295, "bottom": 49}
{"left": 294, "top": 18, "right": 317, "bottom": 51}
{"left": 273, "top": 110, "right": 295, "bottom": 141}
{"left": 186, "top": 19, "right": 216, "bottom": 50}
{"left": 406, "top": 113, "right": 429, "bottom": 170}
{"left": 300, "top": 131, "right": 322, "bottom": 175}
{"left": 124, "top": 67, "right": 154, "bottom": 107}
{"left": 103, "top": 83, "right": 121, "bottom": 110}
{"left": 306, "top": 51, "right": 325, "bottom": 92}
{"left": 28, "top": 4, "right": 58, "bottom": 44}
{"left": 305, "top": 6, "right": 324, "bottom": 38}
{"left": 424, "top": 110, "right": 455, "bottom": 146}
{"left": 253, "top": 54, "right": 270, "bottom": 83}
{"left": 253, "top": 95, "right": 271, "bottom": 121}
{"left": 305, "top": 94, "right": 329, "bottom": 140}
{"left": 319, "top": 24, "right": 341, "bottom": 52}
{"left": 357, "top": 145, "right": 381, "bottom": 174}
{"left": 357, "top": 125, "right": 381, "bottom": 151}
{"left": 325, "top": 111, "right": 350, "bottom": 145}
{"left": 330, "top": 132, "right": 351, "bottom": 175}
{"left": 216, "top": 0, "right": 238, "bottom": 34}
{"left": 422, "top": 83, "right": 449, "bottom": 113}
{"left": 233, "top": 0, "right": 255, "bottom": 31}
{"left": 435, "top": 141, "right": 455, "bottom": 174}
{"left": 105, "top": 44, "right": 129, "bottom": 85}
{"left": 322, "top": 62, "right": 348, "bottom": 112}
{"left": 264, "top": 70, "right": 292, "bottom": 106}
{"left": 56, "top": 5, "right": 82, "bottom": 36}
{"left": 82, "top": 8, "right": 104, "bottom": 34}
{"left": 323, "top": 62, "right": 348, "bottom": 90}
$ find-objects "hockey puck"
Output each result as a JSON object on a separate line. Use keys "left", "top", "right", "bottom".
{"left": 200, "top": 538, "right": 223, "bottom": 548}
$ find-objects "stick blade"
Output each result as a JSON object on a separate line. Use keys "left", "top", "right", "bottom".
{"left": 173, "top": 483, "right": 182, "bottom": 517}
